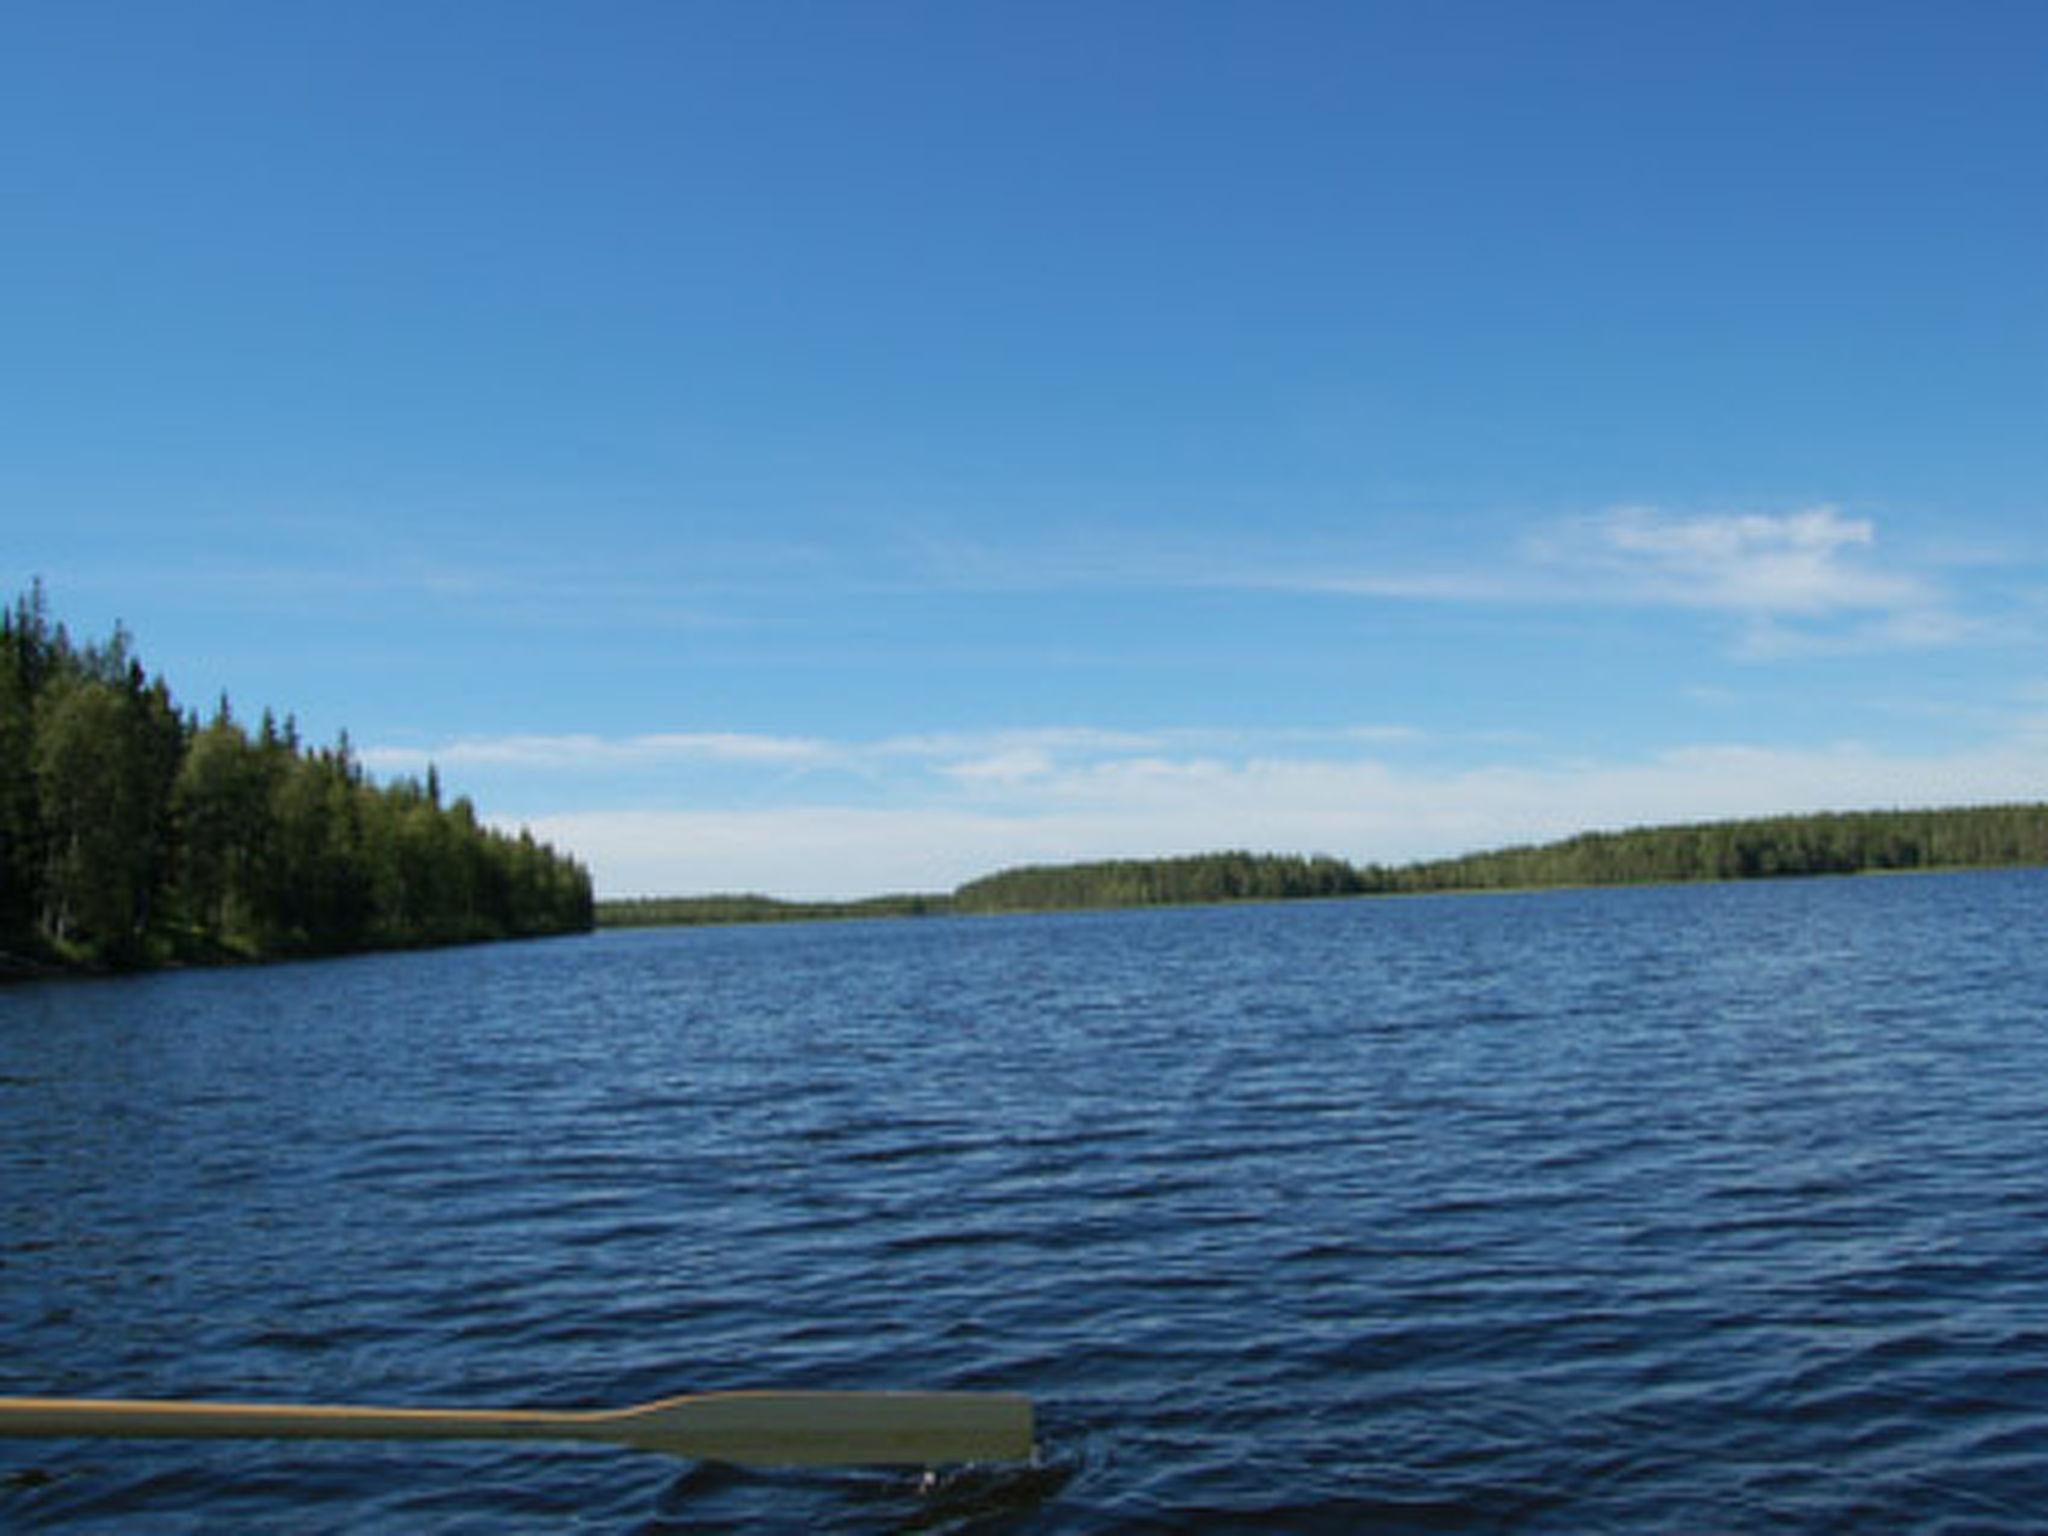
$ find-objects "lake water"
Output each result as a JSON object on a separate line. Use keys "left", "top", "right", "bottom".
{"left": 4, "top": 870, "right": 2048, "bottom": 1532}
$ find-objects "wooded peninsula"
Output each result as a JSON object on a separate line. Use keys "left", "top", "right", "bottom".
{"left": 2, "top": 585, "right": 593, "bottom": 974}
{"left": 602, "top": 806, "right": 2048, "bottom": 929}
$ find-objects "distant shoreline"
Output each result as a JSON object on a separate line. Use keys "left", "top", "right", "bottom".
{"left": 597, "top": 802, "right": 2048, "bottom": 930}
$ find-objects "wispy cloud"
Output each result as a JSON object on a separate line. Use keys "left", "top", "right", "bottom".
{"left": 1562, "top": 505, "right": 1918, "bottom": 615}
{"left": 119, "top": 506, "right": 1984, "bottom": 667}
{"left": 1258, "top": 569, "right": 1528, "bottom": 603}
{"left": 1545, "top": 505, "right": 1972, "bottom": 655}
{"left": 365, "top": 723, "right": 1426, "bottom": 782}
{"left": 1253, "top": 505, "right": 1972, "bottom": 657}
{"left": 362, "top": 731, "right": 834, "bottom": 775}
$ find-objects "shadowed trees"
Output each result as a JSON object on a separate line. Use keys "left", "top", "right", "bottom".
{"left": 1, "top": 585, "right": 592, "bottom": 971}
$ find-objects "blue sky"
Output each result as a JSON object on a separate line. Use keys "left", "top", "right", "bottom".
{"left": 5, "top": 1, "right": 2044, "bottom": 897}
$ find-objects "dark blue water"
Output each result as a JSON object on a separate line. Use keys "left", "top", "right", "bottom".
{"left": 5, "top": 870, "right": 2048, "bottom": 1532}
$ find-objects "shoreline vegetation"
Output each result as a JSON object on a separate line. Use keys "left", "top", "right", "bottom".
{"left": 2, "top": 584, "right": 593, "bottom": 977}
{"left": 601, "top": 805, "right": 2048, "bottom": 930}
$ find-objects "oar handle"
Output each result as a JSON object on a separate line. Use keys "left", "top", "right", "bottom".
{"left": 0, "top": 1390, "right": 1036, "bottom": 1466}
{"left": 0, "top": 1396, "right": 574, "bottom": 1445}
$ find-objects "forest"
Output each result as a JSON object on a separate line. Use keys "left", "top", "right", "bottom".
{"left": 1367, "top": 805, "right": 2048, "bottom": 894}
{"left": 1, "top": 585, "right": 593, "bottom": 973}
{"left": 949, "top": 806, "right": 2048, "bottom": 912}
{"left": 951, "top": 852, "right": 1369, "bottom": 912}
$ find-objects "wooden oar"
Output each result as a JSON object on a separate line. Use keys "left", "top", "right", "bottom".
{"left": 0, "top": 1390, "right": 1034, "bottom": 1467}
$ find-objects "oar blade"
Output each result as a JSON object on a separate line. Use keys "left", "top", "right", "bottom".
{"left": 600, "top": 1390, "right": 1034, "bottom": 1467}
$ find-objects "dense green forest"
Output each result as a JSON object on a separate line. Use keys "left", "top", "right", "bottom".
{"left": 598, "top": 805, "right": 2048, "bottom": 928}
{"left": 952, "top": 852, "right": 1368, "bottom": 912}
{"left": 952, "top": 807, "right": 2048, "bottom": 912}
{"left": 1368, "top": 805, "right": 2048, "bottom": 894}
{"left": 1, "top": 584, "right": 592, "bottom": 973}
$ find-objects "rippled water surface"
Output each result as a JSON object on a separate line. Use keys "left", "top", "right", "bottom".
{"left": 5, "top": 870, "right": 2048, "bottom": 1531}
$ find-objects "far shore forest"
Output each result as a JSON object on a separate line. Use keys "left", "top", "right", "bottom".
{"left": 603, "top": 806, "right": 2048, "bottom": 929}
{"left": 1, "top": 584, "right": 593, "bottom": 974}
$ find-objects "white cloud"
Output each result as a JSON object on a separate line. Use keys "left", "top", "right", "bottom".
{"left": 1261, "top": 570, "right": 1527, "bottom": 603}
{"left": 365, "top": 723, "right": 1423, "bottom": 781}
{"left": 938, "top": 748, "right": 1060, "bottom": 785}
{"left": 1560, "top": 505, "right": 1931, "bottom": 618}
{"left": 1250, "top": 504, "right": 1974, "bottom": 656}
{"left": 1603, "top": 507, "right": 1846, "bottom": 604}
{"left": 873, "top": 726, "right": 1175, "bottom": 761}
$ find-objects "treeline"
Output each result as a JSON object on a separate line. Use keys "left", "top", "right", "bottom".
{"left": 952, "top": 852, "right": 1368, "bottom": 913}
{"left": 600, "top": 893, "right": 948, "bottom": 927}
{"left": 946, "top": 807, "right": 2048, "bottom": 913}
{"left": 593, "top": 853, "right": 1367, "bottom": 929}
{"left": 1373, "top": 804, "right": 2048, "bottom": 893}
{"left": 2, "top": 584, "right": 592, "bottom": 972}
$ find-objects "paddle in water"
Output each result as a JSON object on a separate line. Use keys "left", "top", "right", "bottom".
{"left": 0, "top": 1389, "right": 1034, "bottom": 1468}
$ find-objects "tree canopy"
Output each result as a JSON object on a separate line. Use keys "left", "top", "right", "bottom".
{"left": 2, "top": 583, "right": 592, "bottom": 973}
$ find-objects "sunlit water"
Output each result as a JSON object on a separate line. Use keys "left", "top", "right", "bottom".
{"left": 5, "top": 870, "right": 2048, "bottom": 1532}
